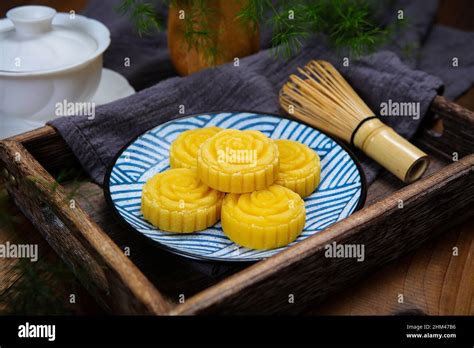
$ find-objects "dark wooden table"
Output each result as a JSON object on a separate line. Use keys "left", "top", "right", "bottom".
{"left": 0, "top": 0, "right": 473, "bottom": 315}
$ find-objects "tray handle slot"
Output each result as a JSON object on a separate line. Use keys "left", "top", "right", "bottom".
{"left": 421, "top": 95, "right": 474, "bottom": 159}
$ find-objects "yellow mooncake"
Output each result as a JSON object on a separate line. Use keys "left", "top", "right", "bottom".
{"left": 197, "top": 129, "right": 279, "bottom": 193}
{"left": 221, "top": 184, "right": 306, "bottom": 250}
{"left": 275, "top": 139, "right": 321, "bottom": 198}
{"left": 170, "top": 127, "right": 222, "bottom": 169}
{"left": 141, "top": 168, "right": 224, "bottom": 233}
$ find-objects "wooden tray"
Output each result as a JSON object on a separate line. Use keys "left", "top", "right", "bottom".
{"left": 0, "top": 95, "right": 473, "bottom": 315}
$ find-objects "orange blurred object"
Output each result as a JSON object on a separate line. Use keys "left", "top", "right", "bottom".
{"left": 167, "top": 0, "right": 260, "bottom": 76}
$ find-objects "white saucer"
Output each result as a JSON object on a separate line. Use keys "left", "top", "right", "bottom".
{"left": 91, "top": 68, "right": 135, "bottom": 105}
{"left": 1, "top": 68, "right": 136, "bottom": 139}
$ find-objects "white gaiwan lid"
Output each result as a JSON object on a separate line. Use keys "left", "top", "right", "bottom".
{"left": 0, "top": 6, "right": 110, "bottom": 74}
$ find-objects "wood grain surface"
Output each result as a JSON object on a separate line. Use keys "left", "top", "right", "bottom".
{"left": 168, "top": 155, "right": 474, "bottom": 314}
{"left": 0, "top": 140, "right": 171, "bottom": 315}
{"left": 0, "top": 0, "right": 473, "bottom": 315}
{"left": 0, "top": 101, "right": 472, "bottom": 315}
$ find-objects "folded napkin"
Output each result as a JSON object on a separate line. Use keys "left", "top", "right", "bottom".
{"left": 49, "top": 0, "right": 474, "bottom": 185}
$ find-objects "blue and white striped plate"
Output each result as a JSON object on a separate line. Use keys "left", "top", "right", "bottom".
{"left": 105, "top": 112, "right": 366, "bottom": 262}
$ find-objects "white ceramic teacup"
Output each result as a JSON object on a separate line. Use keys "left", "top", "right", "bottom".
{"left": 0, "top": 5, "right": 111, "bottom": 135}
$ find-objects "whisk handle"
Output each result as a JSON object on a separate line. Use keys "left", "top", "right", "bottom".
{"left": 350, "top": 116, "right": 378, "bottom": 146}
{"left": 353, "top": 118, "right": 429, "bottom": 183}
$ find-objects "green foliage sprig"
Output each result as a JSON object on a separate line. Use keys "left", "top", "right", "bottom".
{"left": 0, "top": 258, "right": 77, "bottom": 315}
{"left": 117, "top": 0, "right": 165, "bottom": 35}
{"left": 181, "top": 0, "right": 220, "bottom": 65}
{"left": 238, "top": 0, "right": 388, "bottom": 57}
{"left": 0, "top": 168, "right": 96, "bottom": 315}
{"left": 119, "top": 0, "right": 389, "bottom": 61}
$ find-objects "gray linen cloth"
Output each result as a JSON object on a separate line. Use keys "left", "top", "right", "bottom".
{"left": 49, "top": 0, "right": 474, "bottom": 185}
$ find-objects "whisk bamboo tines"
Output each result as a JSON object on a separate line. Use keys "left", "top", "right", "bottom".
{"left": 280, "top": 60, "right": 429, "bottom": 184}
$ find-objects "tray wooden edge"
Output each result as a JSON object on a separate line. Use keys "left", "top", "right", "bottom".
{"left": 0, "top": 139, "right": 171, "bottom": 315}
{"left": 0, "top": 95, "right": 473, "bottom": 315}
{"left": 169, "top": 154, "right": 474, "bottom": 314}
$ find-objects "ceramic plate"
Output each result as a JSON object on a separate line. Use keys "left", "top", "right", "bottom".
{"left": 105, "top": 112, "right": 366, "bottom": 262}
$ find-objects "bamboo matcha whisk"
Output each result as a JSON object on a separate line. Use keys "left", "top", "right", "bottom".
{"left": 279, "top": 60, "right": 429, "bottom": 183}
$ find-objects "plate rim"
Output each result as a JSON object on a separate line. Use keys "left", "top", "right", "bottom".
{"left": 103, "top": 111, "right": 368, "bottom": 263}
